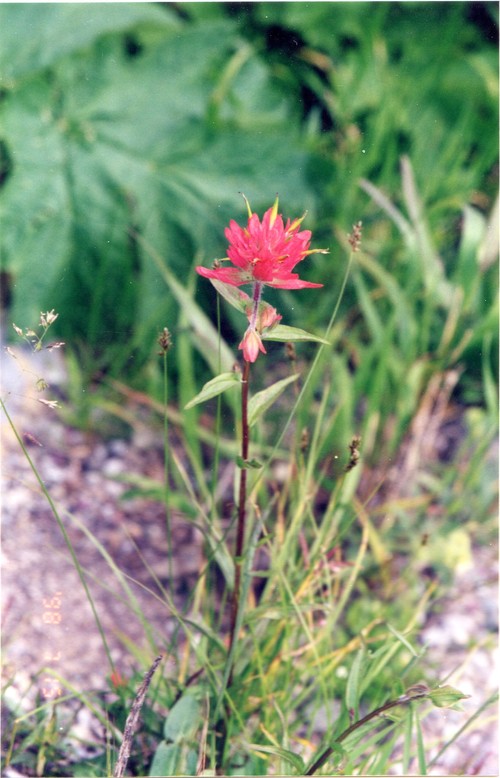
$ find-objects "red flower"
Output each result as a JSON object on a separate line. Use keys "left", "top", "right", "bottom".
{"left": 196, "top": 197, "right": 327, "bottom": 290}
{"left": 197, "top": 197, "right": 326, "bottom": 362}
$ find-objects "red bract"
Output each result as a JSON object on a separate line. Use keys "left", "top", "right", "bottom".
{"left": 196, "top": 197, "right": 327, "bottom": 289}
{"left": 239, "top": 327, "right": 266, "bottom": 363}
{"left": 197, "top": 197, "right": 326, "bottom": 362}
{"left": 239, "top": 302, "right": 282, "bottom": 363}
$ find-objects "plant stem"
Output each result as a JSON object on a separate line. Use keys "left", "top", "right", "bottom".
{"left": 163, "top": 350, "right": 174, "bottom": 587}
{"left": 249, "top": 281, "right": 263, "bottom": 329}
{"left": 229, "top": 358, "right": 250, "bottom": 656}
{"left": 305, "top": 690, "right": 429, "bottom": 775}
{"left": 217, "top": 359, "right": 250, "bottom": 772}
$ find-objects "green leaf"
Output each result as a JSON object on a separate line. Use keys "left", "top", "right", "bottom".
{"left": 137, "top": 232, "right": 237, "bottom": 379}
{"left": 403, "top": 704, "right": 413, "bottom": 774}
{"left": 414, "top": 706, "right": 427, "bottom": 775}
{"left": 386, "top": 623, "right": 419, "bottom": 656}
{"left": 261, "top": 324, "right": 330, "bottom": 345}
{"left": 482, "top": 332, "right": 498, "bottom": 420}
{"left": 164, "top": 693, "right": 200, "bottom": 742}
{"left": 210, "top": 279, "right": 251, "bottom": 314}
{"left": 149, "top": 742, "right": 180, "bottom": 777}
{"left": 0, "top": 4, "right": 179, "bottom": 85}
{"left": 345, "top": 646, "right": 366, "bottom": 719}
{"left": 184, "top": 372, "right": 241, "bottom": 410}
{"left": 248, "top": 374, "right": 299, "bottom": 427}
{"left": 454, "top": 205, "right": 486, "bottom": 299}
{"left": 428, "top": 685, "right": 470, "bottom": 709}
{"left": 0, "top": 8, "right": 314, "bottom": 373}
{"left": 248, "top": 743, "right": 305, "bottom": 773}
{"left": 236, "top": 456, "right": 263, "bottom": 469}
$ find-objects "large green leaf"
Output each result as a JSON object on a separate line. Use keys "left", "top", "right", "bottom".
{"left": 0, "top": 3, "right": 178, "bottom": 85}
{"left": 0, "top": 5, "right": 314, "bottom": 374}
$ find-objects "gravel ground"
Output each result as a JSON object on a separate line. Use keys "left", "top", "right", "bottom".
{"left": 1, "top": 345, "right": 498, "bottom": 776}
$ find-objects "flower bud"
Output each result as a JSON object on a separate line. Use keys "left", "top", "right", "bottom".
{"left": 239, "top": 327, "right": 266, "bottom": 363}
{"left": 428, "top": 685, "right": 470, "bottom": 709}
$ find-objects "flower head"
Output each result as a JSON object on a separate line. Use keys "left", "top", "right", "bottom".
{"left": 197, "top": 196, "right": 327, "bottom": 290}
{"left": 197, "top": 197, "right": 326, "bottom": 362}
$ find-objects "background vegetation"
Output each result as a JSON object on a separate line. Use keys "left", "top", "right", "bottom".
{"left": 1, "top": 2, "right": 497, "bottom": 386}
{"left": 1, "top": 2, "right": 498, "bottom": 776}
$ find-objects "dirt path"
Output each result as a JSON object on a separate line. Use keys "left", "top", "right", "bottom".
{"left": 1, "top": 346, "right": 204, "bottom": 757}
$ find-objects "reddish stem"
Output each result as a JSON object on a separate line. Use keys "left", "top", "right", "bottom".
{"left": 228, "top": 358, "right": 250, "bottom": 653}
{"left": 217, "top": 360, "right": 250, "bottom": 770}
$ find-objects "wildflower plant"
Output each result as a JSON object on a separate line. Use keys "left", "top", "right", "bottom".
{"left": 185, "top": 196, "right": 334, "bottom": 768}
{"left": 1, "top": 203, "right": 482, "bottom": 778}
{"left": 194, "top": 197, "right": 328, "bottom": 640}
{"left": 177, "top": 198, "right": 471, "bottom": 774}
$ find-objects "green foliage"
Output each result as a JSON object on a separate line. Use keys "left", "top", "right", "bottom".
{"left": 0, "top": 3, "right": 313, "bottom": 377}
{"left": 148, "top": 693, "right": 201, "bottom": 776}
{"left": 253, "top": 1, "right": 497, "bottom": 211}
{"left": 163, "top": 692, "right": 200, "bottom": 742}
{"left": 262, "top": 324, "right": 329, "bottom": 345}
{"left": 1, "top": 697, "right": 62, "bottom": 776}
{"left": 2, "top": 2, "right": 496, "bottom": 384}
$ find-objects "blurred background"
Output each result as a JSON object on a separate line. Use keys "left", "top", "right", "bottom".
{"left": 1, "top": 2, "right": 497, "bottom": 397}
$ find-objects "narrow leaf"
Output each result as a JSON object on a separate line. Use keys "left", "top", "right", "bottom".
{"left": 403, "top": 703, "right": 413, "bottom": 774}
{"left": 248, "top": 374, "right": 299, "bottom": 427}
{"left": 387, "top": 623, "right": 419, "bottom": 657}
{"left": 359, "top": 177, "right": 413, "bottom": 239}
{"left": 414, "top": 705, "right": 427, "bottom": 775}
{"left": 248, "top": 744, "right": 305, "bottom": 773}
{"left": 184, "top": 372, "right": 241, "bottom": 410}
{"left": 345, "top": 647, "right": 366, "bottom": 719}
{"left": 210, "top": 278, "right": 251, "bottom": 313}
{"left": 428, "top": 684, "right": 470, "bottom": 709}
{"left": 261, "top": 324, "right": 329, "bottom": 344}
{"left": 141, "top": 243, "right": 236, "bottom": 375}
